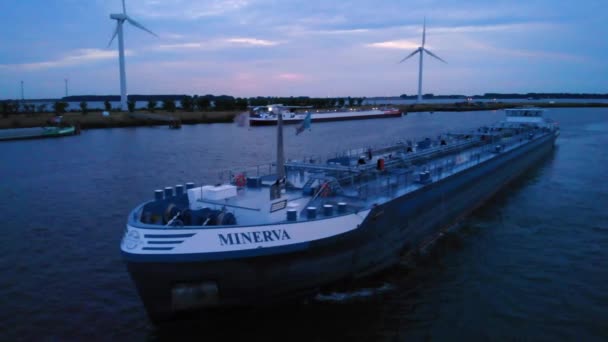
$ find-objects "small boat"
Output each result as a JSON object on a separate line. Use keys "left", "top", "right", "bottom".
{"left": 121, "top": 107, "right": 558, "bottom": 323}
{"left": 0, "top": 125, "right": 78, "bottom": 142}
{"left": 248, "top": 104, "right": 403, "bottom": 126}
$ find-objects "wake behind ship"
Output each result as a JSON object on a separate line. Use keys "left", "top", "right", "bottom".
{"left": 121, "top": 108, "right": 559, "bottom": 323}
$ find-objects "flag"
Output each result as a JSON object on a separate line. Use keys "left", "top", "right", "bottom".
{"left": 269, "top": 177, "right": 286, "bottom": 200}
{"left": 295, "top": 111, "right": 311, "bottom": 135}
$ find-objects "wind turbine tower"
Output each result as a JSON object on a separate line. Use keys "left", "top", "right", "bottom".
{"left": 108, "top": 0, "right": 157, "bottom": 111}
{"left": 399, "top": 19, "right": 447, "bottom": 103}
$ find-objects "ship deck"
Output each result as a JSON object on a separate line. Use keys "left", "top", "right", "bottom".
{"left": 249, "top": 108, "right": 401, "bottom": 126}
{"left": 134, "top": 121, "right": 556, "bottom": 228}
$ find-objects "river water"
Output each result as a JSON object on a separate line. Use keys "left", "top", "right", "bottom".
{"left": 1, "top": 108, "right": 607, "bottom": 340}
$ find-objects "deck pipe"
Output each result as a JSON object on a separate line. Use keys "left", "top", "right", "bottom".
{"left": 175, "top": 184, "right": 184, "bottom": 196}
{"left": 323, "top": 204, "right": 334, "bottom": 216}
{"left": 164, "top": 187, "right": 173, "bottom": 198}
{"left": 306, "top": 207, "right": 317, "bottom": 219}
{"left": 186, "top": 182, "right": 195, "bottom": 190}
{"left": 154, "top": 190, "right": 164, "bottom": 201}
{"left": 287, "top": 209, "right": 297, "bottom": 221}
{"left": 338, "top": 202, "right": 347, "bottom": 213}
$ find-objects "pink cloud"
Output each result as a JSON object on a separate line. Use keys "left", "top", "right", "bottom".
{"left": 276, "top": 73, "right": 305, "bottom": 81}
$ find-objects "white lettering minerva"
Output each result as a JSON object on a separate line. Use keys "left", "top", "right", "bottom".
{"left": 219, "top": 229, "right": 291, "bottom": 246}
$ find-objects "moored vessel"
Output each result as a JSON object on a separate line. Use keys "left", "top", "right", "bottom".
{"left": 248, "top": 104, "right": 402, "bottom": 126}
{"left": 121, "top": 107, "right": 559, "bottom": 323}
{"left": 0, "top": 125, "right": 79, "bottom": 142}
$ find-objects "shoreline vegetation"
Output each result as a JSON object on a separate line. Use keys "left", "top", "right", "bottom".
{"left": 11, "top": 92, "right": 608, "bottom": 103}
{"left": 1, "top": 102, "right": 607, "bottom": 130}
{"left": 1, "top": 95, "right": 607, "bottom": 130}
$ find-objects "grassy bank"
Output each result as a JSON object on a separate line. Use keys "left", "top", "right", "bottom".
{"left": 0, "top": 110, "right": 240, "bottom": 129}
{"left": 1, "top": 102, "right": 606, "bottom": 130}
{"left": 395, "top": 101, "right": 608, "bottom": 113}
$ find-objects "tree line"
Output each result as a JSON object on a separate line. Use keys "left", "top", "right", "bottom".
{"left": 6, "top": 92, "right": 606, "bottom": 116}
{"left": 1, "top": 95, "right": 367, "bottom": 116}
{"left": 475, "top": 93, "right": 608, "bottom": 99}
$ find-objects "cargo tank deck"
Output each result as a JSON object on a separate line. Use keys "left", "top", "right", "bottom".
{"left": 133, "top": 122, "right": 555, "bottom": 228}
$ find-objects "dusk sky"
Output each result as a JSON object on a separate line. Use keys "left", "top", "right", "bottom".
{"left": 1, "top": 0, "right": 607, "bottom": 99}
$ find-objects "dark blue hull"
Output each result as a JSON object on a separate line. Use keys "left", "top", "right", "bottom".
{"left": 125, "top": 132, "right": 558, "bottom": 323}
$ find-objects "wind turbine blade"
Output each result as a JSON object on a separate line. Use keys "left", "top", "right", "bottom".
{"left": 399, "top": 48, "right": 420, "bottom": 63}
{"left": 422, "top": 17, "right": 426, "bottom": 47}
{"left": 122, "top": 0, "right": 127, "bottom": 14}
{"left": 126, "top": 17, "right": 158, "bottom": 37}
{"left": 423, "top": 48, "right": 447, "bottom": 63}
{"left": 108, "top": 22, "right": 119, "bottom": 47}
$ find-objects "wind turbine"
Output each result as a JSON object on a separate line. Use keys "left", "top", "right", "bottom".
{"left": 399, "top": 18, "right": 446, "bottom": 103}
{"left": 108, "top": 0, "right": 157, "bottom": 111}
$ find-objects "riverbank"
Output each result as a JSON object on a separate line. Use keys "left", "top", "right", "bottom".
{"left": 1, "top": 102, "right": 606, "bottom": 130}
{"left": 0, "top": 111, "right": 239, "bottom": 129}
{"left": 400, "top": 101, "right": 608, "bottom": 112}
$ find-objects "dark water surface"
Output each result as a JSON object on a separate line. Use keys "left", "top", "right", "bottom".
{"left": 1, "top": 109, "right": 607, "bottom": 341}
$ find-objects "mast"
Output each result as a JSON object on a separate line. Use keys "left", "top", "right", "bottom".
{"left": 276, "top": 108, "right": 286, "bottom": 182}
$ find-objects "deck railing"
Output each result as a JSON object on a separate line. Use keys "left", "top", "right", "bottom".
{"left": 215, "top": 126, "right": 547, "bottom": 194}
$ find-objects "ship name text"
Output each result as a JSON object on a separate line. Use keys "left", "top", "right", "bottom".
{"left": 219, "top": 229, "right": 292, "bottom": 246}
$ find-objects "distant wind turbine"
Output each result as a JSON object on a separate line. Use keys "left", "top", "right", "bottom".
{"left": 399, "top": 18, "right": 446, "bottom": 103}
{"left": 108, "top": 0, "right": 158, "bottom": 111}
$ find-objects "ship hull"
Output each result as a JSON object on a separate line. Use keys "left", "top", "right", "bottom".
{"left": 125, "top": 132, "right": 557, "bottom": 323}
{"left": 249, "top": 110, "right": 402, "bottom": 126}
{"left": 0, "top": 126, "right": 77, "bottom": 141}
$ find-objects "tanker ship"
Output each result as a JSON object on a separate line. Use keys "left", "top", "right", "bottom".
{"left": 248, "top": 104, "right": 402, "bottom": 126}
{"left": 121, "top": 107, "right": 559, "bottom": 323}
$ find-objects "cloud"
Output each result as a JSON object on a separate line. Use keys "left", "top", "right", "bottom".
{"left": 275, "top": 73, "right": 305, "bottom": 81}
{"left": 294, "top": 14, "right": 348, "bottom": 26}
{"left": 432, "top": 22, "right": 559, "bottom": 34}
{"left": 226, "top": 38, "right": 280, "bottom": 46}
{"left": 133, "top": 0, "right": 250, "bottom": 20}
{"left": 463, "top": 40, "right": 585, "bottom": 62}
{"left": 0, "top": 49, "right": 131, "bottom": 71}
{"left": 154, "top": 38, "right": 282, "bottom": 51}
{"left": 315, "top": 28, "right": 371, "bottom": 35}
{"left": 160, "top": 33, "right": 186, "bottom": 40}
{"left": 366, "top": 40, "right": 420, "bottom": 50}
{"left": 157, "top": 43, "right": 203, "bottom": 50}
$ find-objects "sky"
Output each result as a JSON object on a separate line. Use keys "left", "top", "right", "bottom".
{"left": 0, "top": 0, "right": 607, "bottom": 99}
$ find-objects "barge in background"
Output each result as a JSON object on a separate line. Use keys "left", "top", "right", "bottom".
{"left": 121, "top": 107, "right": 559, "bottom": 323}
{"left": 248, "top": 104, "right": 402, "bottom": 126}
{"left": 0, "top": 125, "right": 79, "bottom": 142}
